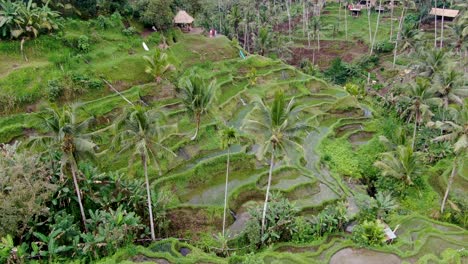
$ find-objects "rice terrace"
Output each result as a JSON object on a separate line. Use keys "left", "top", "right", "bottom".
{"left": 0, "top": 0, "right": 467, "bottom": 263}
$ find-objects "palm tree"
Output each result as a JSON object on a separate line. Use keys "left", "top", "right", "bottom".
{"left": 448, "top": 13, "right": 468, "bottom": 54}
{"left": 180, "top": 75, "right": 216, "bottom": 141}
{"left": 375, "top": 191, "right": 398, "bottom": 219}
{"left": 242, "top": 90, "right": 309, "bottom": 239}
{"left": 429, "top": 106, "right": 467, "bottom": 213}
{"left": 227, "top": 5, "right": 241, "bottom": 39}
{"left": 143, "top": 48, "right": 175, "bottom": 83}
{"left": 399, "top": 78, "right": 442, "bottom": 149}
{"left": 393, "top": 0, "right": 415, "bottom": 68}
{"left": 398, "top": 24, "right": 421, "bottom": 53}
{"left": 113, "top": 106, "right": 177, "bottom": 240}
{"left": 414, "top": 48, "right": 448, "bottom": 79}
{"left": 30, "top": 105, "right": 98, "bottom": 232}
{"left": 219, "top": 126, "right": 239, "bottom": 237}
{"left": 374, "top": 145, "right": 424, "bottom": 185}
{"left": 257, "top": 27, "right": 272, "bottom": 56}
{"left": 434, "top": 69, "right": 468, "bottom": 109}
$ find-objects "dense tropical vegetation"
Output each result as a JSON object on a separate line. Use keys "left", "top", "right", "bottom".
{"left": 0, "top": 0, "right": 467, "bottom": 263}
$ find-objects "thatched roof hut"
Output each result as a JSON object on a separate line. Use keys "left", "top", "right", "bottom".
{"left": 174, "top": 10, "right": 194, "bottom": 25}
{"left": 429, "top": 8, "right": 459, "bottom": 19}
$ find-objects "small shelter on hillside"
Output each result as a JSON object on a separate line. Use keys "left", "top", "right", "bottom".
{"left": 174, "top": 10, "right": 194, "bottom": 32}
{"left": 429, "top": 8, "right": 459, "bottom": 21}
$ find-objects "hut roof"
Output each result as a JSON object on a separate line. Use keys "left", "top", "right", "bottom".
{"left": 174, "top": 10, "right": 194, "bottom": 24}
{"left": 429, "top": 8, "right": 459, "bottom": 18}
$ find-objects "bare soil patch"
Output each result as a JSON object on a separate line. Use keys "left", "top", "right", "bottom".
{"left": 289, "top": 40, "right": 368, "bottom": 69}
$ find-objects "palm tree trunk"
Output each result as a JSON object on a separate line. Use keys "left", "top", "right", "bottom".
{"left": 367, "top": 7, "right": 373, "bottom": 44}
{"left": 317, "top": 30, "right": 320, "bottom": 51}
{"left": 20, "top": 37, "right": 28, "bottom": 62}
{"left": 370, "top": 0, "right": 383, "bottom": 55}
{"left": 440, "top": 158, "right": 456, "bottom": 213}
{"left": 439, "top": 3, "right": 445, "bottom": 48}
{"left": 393, "top": 7, "right": 407, "bottom": 68}
{"left": 191, "top": 113, "right": 201, "bottom": 141}
{"left": 434, "top": 0, "right": 437, "bottom": 48}
{"left": 412, "top": 117, "right": 418, "bottom": 150}
{"left": 261, "top": 150, "right": 275, "bottom": 240}
{"left": 222, "top": 148, "right": 231, "bottom": 237}
{"left": 390, "top": 0, "right": 394, "bottom": 41}
{"left": 286, "top": 0, "right": 292, "bottom": 41}
{"left": 344, "top": 3, "right": 348, "bottom": 41}
{"left": 70, "top": 157, "right": 88, "bottom": 233}
{"left": 143, "top": 155, "right": 156, "bottom": 240}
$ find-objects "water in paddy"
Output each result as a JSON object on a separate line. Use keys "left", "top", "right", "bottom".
{"left": 295, "top": 183, "right": 339, "bottom": 209}
{"left": 228, "top": 103, "right": 254, "bottom": 129}
{"left": 171, "top": 144, "right": 243, "bottom": 174}
{"left": 303, "top": 125, "right": 331, "bottom": 176}
{"left": 181, "top": 168, "right": 261, "bottom": 205}
{"left": 319, "top": 87, "right": 348, "bottom": 98}
{"left": 330, "top": 248, "right": 402, "bottom": 264}
{"left": 271, "top": 174, "right": 312, "bottom": 190}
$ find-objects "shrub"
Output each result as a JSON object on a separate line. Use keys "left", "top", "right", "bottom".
{"left": 0, "top": 142, "right": 57, "bottom": 238}
{"left": 292, "top": 217, "right": 314, "bottom": 243}
{"left": 122, "top": 26, "right": 138, "bottom": 36}
{"left": 324, "top": 58, "right": 360, "bottom": 85}
{"left": 81, "top": 207, "right": 143, "bottom": 259}
{"left": 344, "top": 83, "right": 365, "bottom": 98}
{"left": 352, "top": 220, "right": 386, "bottom": 247}
{"left": 375, "top": 41, "right": 394, "bottom": 53}
{"left": 311, "top": 202, "right": 348, "bottom": 237}
{"left": 78, "top": 35, "right": 91, "bottom": 53}
{"left": 46, "top": 79, "right": 64, "bottom": 101}
{"left": 244, "top": 193, "right": 298, "bottom": 246}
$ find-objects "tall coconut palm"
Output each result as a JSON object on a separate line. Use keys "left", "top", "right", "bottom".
{"left": 398, "top": 24, "right": 422, "bottom": 53}
{"left": 429, "top": 106, "right": 467, "bottom": 213}
{"left": 374, "top": 145, "right": 424, "bottom": 185}
{"left": 180, "top": 74, "right": 216, "bottom": 141}
{"left": 219, "top": 126, "right": 239, "bottom": 237}
{"left": 434, "top": 69, "right": 468, "bottom": 110}
{"left": 399, "top": 78, "right": 442, "bottom": 149}
{"left": 143, "top": 48, "right": 175, "bottom": 83}
{"left": 447, "top": 12, "right": 468, "bottom": 54}
{"left": 242, "top": 90, "right": 309, "bottom": 239}
{"left": 414, "top": 48, "right": 448, "bottom": 79}
{"left": 227, "top": 5, "right": 241, "bottom": 39}
{"left": 29, "top": 105, "right": 98, "bottom": 232}
{"left": 113, "top": 106, "right": 177, "bottom": 240}
{"left": 393, "top": 0, "right": 415, "bottom": 68}
{"left": 257, "top": 26, "right": 272, "bottom": 56}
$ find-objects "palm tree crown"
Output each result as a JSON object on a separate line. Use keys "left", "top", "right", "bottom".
{"left": 180, "top": 74, "right": 216, "bottom": 140}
